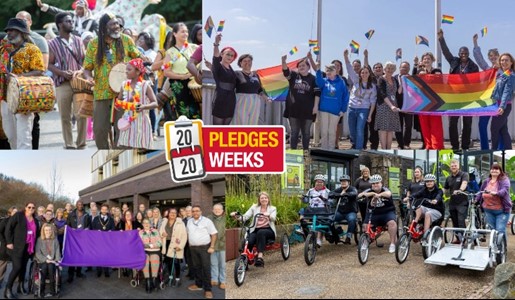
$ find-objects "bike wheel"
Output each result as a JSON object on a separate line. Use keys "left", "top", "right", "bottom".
{"left": 511, "top": 215, "right": 515, "bottom": 235}
{"left": 427, "top": 226, "right": 444, "bottom": 257}
{"left": 443, "top": 217, "right": 456, "bottom": 244}
{"left": 421, "top": 230, "right": 430, "bottom": 259}
{"left": 281, "top": 233, "right": 290, "bottom": 261}
{"left": 357, "top": 234, "right": 370, "bottom": 265}
{"left": 395, "top": 233, "right": 411, "bottom": 264}
{"left": 496, "top": 232, "right": 507, "bottom": 265}
{"left": 234, "top": 255, "right": 247, "bottom": 287}
{"left": 396, "top": 215, "right": 403, "bottom": 238}
{"left": 130, "top": 279, "right": 138, "bottom": 288}
{"left": 304, "top": 233, "right": 317, "bottom": 266}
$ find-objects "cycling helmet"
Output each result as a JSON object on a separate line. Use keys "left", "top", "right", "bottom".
{"left": 339, "top": 175, "right": 351, "bottom": 182}
{"left": 369, "top": 174, "right": 382, "bottom": 184}
{"left": 314, "top": 174, "right": 326, "bottom": 182}
{"left": 424, "top": 174, "right": 437, "bottom": 182}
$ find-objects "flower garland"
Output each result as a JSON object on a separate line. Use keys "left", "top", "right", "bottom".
{"left": 114, "top": 77, "right": 143, "bottom": 122}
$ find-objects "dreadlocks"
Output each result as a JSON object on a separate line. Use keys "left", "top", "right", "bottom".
{"left": 96, "top": 13, "right": 124, "bottom": 66}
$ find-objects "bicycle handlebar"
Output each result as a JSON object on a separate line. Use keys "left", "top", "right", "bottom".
{"left": 233, "top": 212, "right": 266, "bottom": 230}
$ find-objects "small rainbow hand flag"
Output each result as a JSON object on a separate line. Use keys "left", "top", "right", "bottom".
{"left": 308, "top": 39, "right": 318, "bottom": 47}
{"left": 503, "top": 69, "right": 512, "bottom": 78}
{"left": 416, "top": 35, "right": 429, "bottom": 47}
{"left": 217, "top": 20, "right": 225, "bottom": 33}
{"left": 481, "top": 27, "right": 488, "bottom": 37}
{"left": 205, "top": 16, "right": 214, "bottom": 38}
{"left": 289, "top": 46, "right": 298, "bottom": 56}
{"left": 365, "top": 29, "right": 375, "bottom": 40}
{"left": 442, "top": 15, "right": 454, "bottom": 24}
{"left": 349, "top": 40, "right": 360, "bottom": 54}
{"left": 313, "top": 46, "right": 320, "bottom": 55}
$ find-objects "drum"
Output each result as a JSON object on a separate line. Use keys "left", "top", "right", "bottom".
{"left": 77, "top": 93, "right": 94, "bottom": 118}
{"left": 70, "top": 74, "right": 93, "bottom": 95}
{"left": 109, "top": 63, "right": 127, "bottom": 93}
{"left": 188, "top": 78, "right": 202, "bottom": 104}
{"left": 7, "top": 76, "right": 56, "bottom": 114}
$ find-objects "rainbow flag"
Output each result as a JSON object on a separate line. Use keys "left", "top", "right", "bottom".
{"left": 256, "top": 59, "right": 301, "bottom": 101}
{"left": 308, "top": 39, "right": 318, "bottom": 47}
{"left": 289, "top": 46, "right": 298, "bottom": 56}
{"left": 205, "top": 16, "right": 214, "bottom": 38}
{"left": 350, "top": 40, "right": 360, "bottom": 54}
{"left": 313, "top": 46, "right": 320, "bottom": 55}
{"left": 217, "top": 20, "right": 225, "bottom": 33}
{"left": 365, "top": 29, "right": 375, "bottom": 40}
{"left": 442, "top": 15, "right": 454, "bottom": 24}
{"left": 416, "top": 35, "right": 429, "bottom": 47}
{"left": 481, "top": 27, "right": 488, "bottom": 37}
{"left": 401, "top": 69, "right": 498, "bottom": 116}
{"left": 503, "top": 69, "right": 512, "bottom": 78}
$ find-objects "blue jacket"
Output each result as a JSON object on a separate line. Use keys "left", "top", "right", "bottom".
{"left": 491, "top": 69, "right": 515, "bottom": 110}
{"left": 316, "top": 70, "right": 349, "bottom": 115}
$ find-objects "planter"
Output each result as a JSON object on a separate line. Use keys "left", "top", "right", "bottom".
{"left": 225, "top": 228, "right": 241, "bottom": 261}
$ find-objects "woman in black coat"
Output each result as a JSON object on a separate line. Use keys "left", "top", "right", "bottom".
{"left": 4, "top": 202, "right": 38, "bottom": 299}
{"left": 0, "top": 207, "right": 17, "bottom": 288}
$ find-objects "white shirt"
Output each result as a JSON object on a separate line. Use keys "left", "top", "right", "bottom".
{"left": 186, "top": 216, "right": 217, "bottom": 246}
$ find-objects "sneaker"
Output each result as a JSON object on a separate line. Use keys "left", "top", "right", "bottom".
{"left": 219, "top": 283, "right": 226, "bottom": 290}
{"left": 188, "top": 284, "right": 203, "bottom": 291}
{"left": 175, "top": 279, "right": 181, "bottom": 287}
{"left": 204, "top": 291, "right": 213, "bottom": 299}
{"left": 389, "top": 244, "right": 396, "bottom": 253}
{"left": 316, "top": 239, "right": 322, "bottom": 247}
{"left": 344, "top": 237, "right": 351, "bottom": 245}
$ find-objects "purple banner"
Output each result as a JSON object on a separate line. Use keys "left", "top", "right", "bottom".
{"left": 61, "top": 227, "right": 146, "bottom": 269}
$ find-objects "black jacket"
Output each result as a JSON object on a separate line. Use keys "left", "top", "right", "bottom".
{"left": 91, "top": 215, "right": 115, "bottom": 231}
{"left": 5, "top": 212, "right": 39, "bottom": 257}
{"left": 67, "top": 209, "right": 91, "bottom": 230}
{"left": 122, "top": 221, "right": 143, "bottom": 231}
{"left": 331, "top": 186, "right": 358, "bottom": 214}
{"left": 0, "top": 217, "right": 10, "bottom": 261}
{"left": 411, "top": 187, "right": 445, "bottom": 216}
{"left": 439, "top": 37, "right": 479, "bottom": 75}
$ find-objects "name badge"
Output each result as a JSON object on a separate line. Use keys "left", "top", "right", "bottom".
{"left": 27, "top": 230, "right": 33, "bottom": 235}
{"left": 78, "top": 224, "right": 83, "bottom": 229}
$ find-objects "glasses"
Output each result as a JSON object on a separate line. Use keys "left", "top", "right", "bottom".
{"left": 27, "top": 206, "right": 35, "bottom": 209}
{"left": 192, "top": 210, "right": 201, "bottom": 212}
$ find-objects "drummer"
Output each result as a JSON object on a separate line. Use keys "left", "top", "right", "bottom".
{"left": 83, "top": 13, "right": 140, "bottom": 149}
{"left": 162, "top": 23, "right": 200, "bottom": 120}
{"left": 0, "top": 18, "right": 45, "bottom": 149}
{"left": 48, "top": 12, "right": 87, "bottom": 149}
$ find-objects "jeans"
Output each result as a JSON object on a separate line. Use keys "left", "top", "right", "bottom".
{"left": 491, "top": 104, "right": 512, "bottom": 150}
{"left": 210, "top": 250, "right": 226, "bottom": 284}
{"left": 289, "top": 117, "right": 312, "bottom": 150}
{"left": 333, "top": 211, "right": 357, "bottom": 238}
{"left": 348, "top": 108, "right": 369, "bottom": 150}
{"left": 483, "top": 208, "right": 510, "bottom": 235}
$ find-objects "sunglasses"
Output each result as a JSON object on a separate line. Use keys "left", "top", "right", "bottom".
{"left": 27, "top": 206, "right": 35, "bottom": 209}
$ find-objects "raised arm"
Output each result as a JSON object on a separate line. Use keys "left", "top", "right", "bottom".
{"left": 307, "top": 51, "right": 318, "bottom": 72}
{"left": 213, "top": 33, "right": 222, "bottom": 58}
{"left": 364, "top": 49, "right": 369, "bottom": 68}
{"left": 344, "top": 49, "right": 358, "bottom": 84}
{"left": 438, "top": 29, "right": 454, "bottom": 64}
{"left": 472, "top": 34, "right": 490, "bottom": 71}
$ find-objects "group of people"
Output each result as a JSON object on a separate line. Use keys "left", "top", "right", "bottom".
{"left": 0, "top": 0, "right": 203, "bottom": 150}
{"left": 234, "top": 160, "right": 513, "bottom": 264}
{"left": 0, "top": 201, "right": 226, "bottom": 299}
{"left": 213, "top": 29, "right": 515, "bottom": 151}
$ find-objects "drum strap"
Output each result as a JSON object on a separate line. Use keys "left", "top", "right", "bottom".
{"left": 7, "top": 43, "right": 25, "bottom": 73}
{"left": 57, "top": 37, "right": 82, "bottom": 68}
{"left": 173, "top": 46, "right": 190, "bottom": 61}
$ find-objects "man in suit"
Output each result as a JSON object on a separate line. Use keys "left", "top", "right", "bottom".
{"left": 91, "top": 204, "right": 114, "bottom": 278}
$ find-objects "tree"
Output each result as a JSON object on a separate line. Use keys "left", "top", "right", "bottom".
{"left": 0, "top": 0, "right": 201, "bottom": 31}
{"left": 47, "top": 161, "right": 64, "bottom": 203}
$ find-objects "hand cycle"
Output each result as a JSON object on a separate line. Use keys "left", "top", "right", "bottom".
{"left": 357, "top": 196, "right": 393, "bottom": 265}
{"left": 232, "top": 212, "right": 290, "bottom": 287}
{"left": 300, "top": 195, "right": 335, "bottom": 266}
{"left": 395, "top": 197, "right": 442, "bottom": 264}
{"left": 424, "top": 191, "right": 507, "bottom": 271}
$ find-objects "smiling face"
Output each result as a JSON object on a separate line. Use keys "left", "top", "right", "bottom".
{"left": 240, "top": 57, "right": 252, "bottom": 72}
{"left": 458, "top": 47, "right": 470, "bottom": 64}
{"left": 373, "top": 64, "right": 383, "bottom": 77}
{"left": 221, "top": 49, "right": 235, "bottom": 65}
{"left": 371, "top": 181, "right": 382, "bottom": 192}
{"left": 314, "top": 179, "right": 325, "bottom": 189}
{"left": 414, "top": 168, "right": 422, "bottom": 180}
{"left": 259, "top": 194, "right": 269, "bottom": 207}
{"left": 44, "top": 226, "right": 53, "bottom": 239}
{"left": 126, "top": 63, "right": 140, "bottom": 80}
{"left": 325, "top": 68, "right": 336, "bottom": 80}
{"left": 425, "top": 180, "right": 435, "bottom": 189}
{"left": 399, "top": 62, "right": 410, "bottom": 75}
{"left": 173, "top": 24, "right": 188, "bottom": 45}
{"left": 107, "top": 18, "right": 121, "bottom": 39}
{"left": 500, "top": 54, "right": 513, "bottom": 71}
{"left": 488, "top": 50, "right": 500, "bottom": 66}
{"left": 297, "top": 60, "right": 310, "bottom": 76}
{"left": 360, "top": 67, "right": 371, "bottom": 82}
